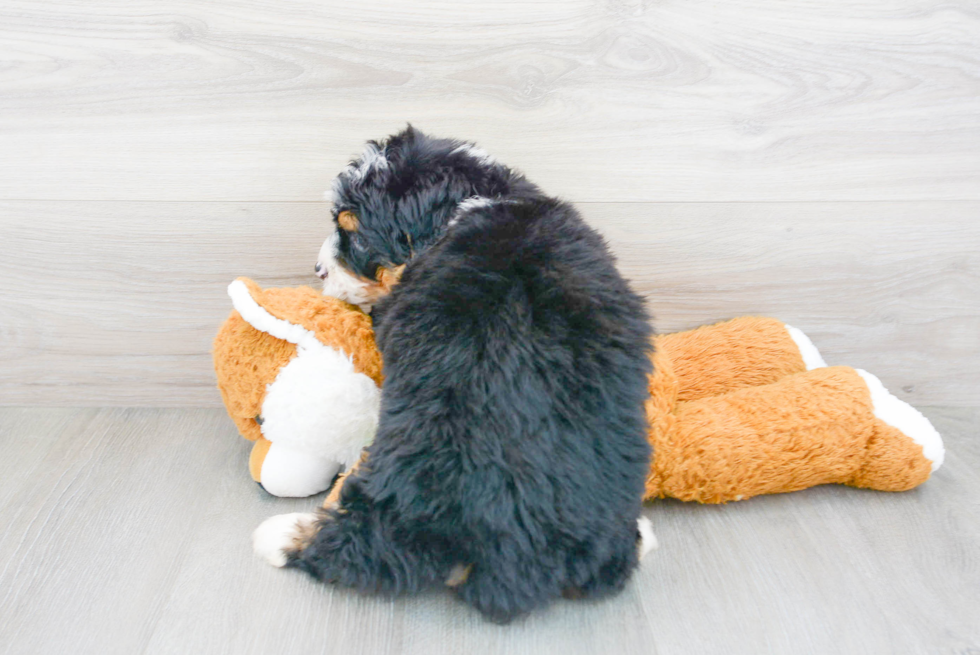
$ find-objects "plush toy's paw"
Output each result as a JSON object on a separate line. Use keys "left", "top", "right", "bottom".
{"left": 258, "top": 445, "right": 342, "bottom": 497}
{"left": 637, "top": 516, "right": 658, "bottom": 559}
{"left": 784, "top": 324, "right": 828, "bottom": 371}
{"left": 252, "top": 512, "right": 317, "bottom": 567}
{"left": 856, "top": 369, "right": 945, "bottom": 471}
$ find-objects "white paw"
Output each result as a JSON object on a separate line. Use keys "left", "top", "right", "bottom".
{"left": 856, "top": 369, "right": 945, "bottom": 471}
{"left": 252, "top": 512, "right": 316, "bottom": 567}
{"left": 258, "top": 443, "right": 342, "bottom": 498}
{"left": 637, "top": 516, "right": 658, "bottom": 559}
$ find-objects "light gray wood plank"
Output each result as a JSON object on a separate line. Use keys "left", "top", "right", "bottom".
{"left": 0, "top": 408, "right": 86, "bottom": 565}
{"left": 0, "top": 200, "right": 328, "bottom": 406}
{"left": 1, "top": 407, "right": 976, "bottom": 654}
{"left": 0, "top": 0, "right": 978, "bottom": 202}
{"left": 142, "top": 438, "right": 663, "bottom": 655}
{"left": 0, "top": 408, "right": 244, "bottom": 655}
{"left": 1, "top": 200, "right": 977, "bottom": 407}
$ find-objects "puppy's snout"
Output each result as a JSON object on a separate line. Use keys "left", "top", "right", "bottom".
{"left": 315, "top": 262, "right": 328, "bottom": 279}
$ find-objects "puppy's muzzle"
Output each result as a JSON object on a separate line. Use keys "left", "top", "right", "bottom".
{"left": 314, "top": 261, "right": 328, "bottom": 280}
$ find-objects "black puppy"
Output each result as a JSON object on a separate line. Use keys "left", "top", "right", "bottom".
{"left": 254, "top": 127, "right": 655, "bottom": 622}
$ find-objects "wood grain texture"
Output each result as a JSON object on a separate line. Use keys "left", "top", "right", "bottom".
{"left": 0, "top": 0, "right": 978, "bottom": 202}
{"left": 0, "top": 409, "right": 241, "bottom": 654}
{"left": 1, "top": 200, "right": 977, "bottom": 407}
{"left": 0, "top": 407, "right": 977, "bottom": 655}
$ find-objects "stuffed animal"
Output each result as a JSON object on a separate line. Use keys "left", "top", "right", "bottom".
{"left": 643, "top": 316, "right": 943, "bottom": 502}
{"left": 215, "top": 279, "right": 944, "bottom": 501}
{"left": 213, "top": 278, "right": 382, "bottom": 497}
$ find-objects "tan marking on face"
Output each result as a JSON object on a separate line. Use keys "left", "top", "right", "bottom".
{"left": 376, "top": 264, "right": 406, "bottom": 292}
{"left": 337, "top": 211, "right": 359, "bottom": 232}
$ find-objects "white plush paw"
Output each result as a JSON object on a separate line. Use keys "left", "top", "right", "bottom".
{"left": 259, "top": 444, "right": 342, "bottom": 498}
{"left": 856, "top": 369, "right": 945, "bottom": 471}
{"left": 784, "top": 324, "right": 828, "bottom": 370}
{"left": 252, "top": 512, "right": 316, "bottom": 567}
{"left": 637, "top": 516, "right": 658, "bottom": 559}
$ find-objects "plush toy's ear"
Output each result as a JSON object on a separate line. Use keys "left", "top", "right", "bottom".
{"left": 228, "top": 278, "right": 325, "bottom": 351}
{"left": 228, "top": 277, "right": 383, "bottom": 386}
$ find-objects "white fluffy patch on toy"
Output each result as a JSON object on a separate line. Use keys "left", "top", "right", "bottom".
{"left": 317, "top": 232, "right": 378, "bottom": 312}
{"left": 856, "top": 369, "right": 945, "bottom": 471}
{"left": 253, "top": 512, "right": 317, "bottom": 567}
{"left": 637, "top": 516, "right": 658, "bottom": 559}
{"left": 784, "top": 325, "right": 827, "bottom": 370}
{"left": 261, "top": 344, "right": 380, "bottom": 471}
{"left": 228, "top": 278, "right": 381, "bottom": 496}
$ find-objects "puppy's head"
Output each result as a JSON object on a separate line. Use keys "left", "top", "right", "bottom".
{"left": 315, "top": 126, "right": 534, "bottom": 309}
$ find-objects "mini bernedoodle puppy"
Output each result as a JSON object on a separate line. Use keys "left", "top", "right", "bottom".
{"left": 254, "top": 126, "right": 656, "bottom": 622}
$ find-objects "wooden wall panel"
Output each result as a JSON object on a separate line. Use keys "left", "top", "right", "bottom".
{"left": 1, "top": 200, "right": 976, "bottom": 406}
{"left": 0, "top": 0, "right": 978, "bottom": 202}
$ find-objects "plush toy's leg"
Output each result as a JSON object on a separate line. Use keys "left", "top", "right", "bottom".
{"left": 252, "top": 440, "right": 342, "bottom": 498}
{"left": 248, "top": 437, "right": 272, "bottom": 483}
{"left": 646, "top": 366, "right": 941, "bottom": 502}
{"left": 656, "top": 317, "right": 820, "bottom": 403}
{"left": 847, "top": 369, "right": 944, "bottom": 490}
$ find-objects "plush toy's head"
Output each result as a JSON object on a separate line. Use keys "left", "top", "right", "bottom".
{"left": 213, "top": 278, "right": 383, "bottom": 497}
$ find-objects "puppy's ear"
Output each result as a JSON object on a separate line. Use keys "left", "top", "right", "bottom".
{"left": 376, "top": 264, "right": 406, "bottom": 291}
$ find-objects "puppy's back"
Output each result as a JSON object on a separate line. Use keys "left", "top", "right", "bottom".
{"left": 373, "top": 196, "right": 653, "bottom": 539}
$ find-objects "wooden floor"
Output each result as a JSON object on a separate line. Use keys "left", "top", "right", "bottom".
{"left": 0, "top": 406, "right": 977, "bottom": 655}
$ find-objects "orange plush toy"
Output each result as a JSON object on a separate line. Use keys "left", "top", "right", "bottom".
{"left": 215, "top": 279, "right": 944, "bottom": 502}
{"left": 213, "top": 278, "right": 382, "bottom": 497}
{"left": 643, "top": 317, "right": 943, "bottom": 502}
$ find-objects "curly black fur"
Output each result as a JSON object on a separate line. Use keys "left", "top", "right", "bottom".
{"left": 327, "top": 126, "right": 543, "bottom": 282}
{"left": 290, "top": 128, "right": 653, "bottom": 623}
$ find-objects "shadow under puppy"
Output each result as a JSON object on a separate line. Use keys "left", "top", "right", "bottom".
{"left": 254, "top": 127, "right": 656, "bottom": 622}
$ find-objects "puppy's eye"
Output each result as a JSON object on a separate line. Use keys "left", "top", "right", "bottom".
{"left": 337, "top": 211, "right": 359, "bottom": 232}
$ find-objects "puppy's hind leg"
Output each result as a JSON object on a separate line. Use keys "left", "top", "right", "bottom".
{"left": 254, "top": 479, "right": 447, "bottom": 595}
{"left": 564, "top": 518, "right": 651, "bottom": 601}
{"left": 453, "top": 544, "right": 565, "bottom": 623}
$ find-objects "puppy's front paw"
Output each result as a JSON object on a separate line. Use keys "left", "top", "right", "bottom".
{"left": 252, "top": 512, "right": 317, "bottom": 567}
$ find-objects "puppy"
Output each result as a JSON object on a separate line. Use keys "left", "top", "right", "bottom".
{"left": 255, "top": 127, "right": 655, "bottom": 622}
